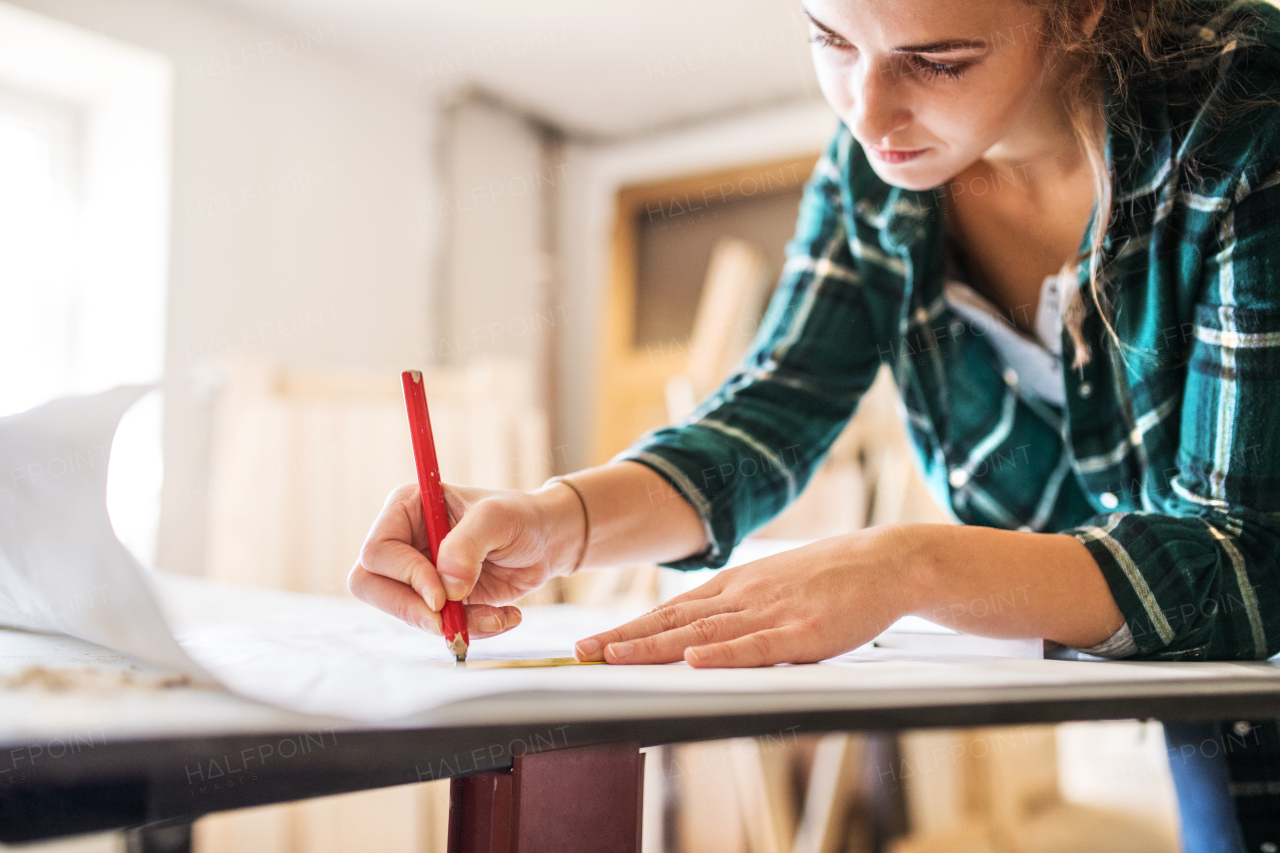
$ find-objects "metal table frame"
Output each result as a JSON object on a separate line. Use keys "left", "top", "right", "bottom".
{"left": 4, "top": 675, "right": 1279, "bottom": 849}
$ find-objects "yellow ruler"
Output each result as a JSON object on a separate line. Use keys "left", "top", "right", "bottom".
{"left": 458, "top": 657, "right": 606, "bottom": 670}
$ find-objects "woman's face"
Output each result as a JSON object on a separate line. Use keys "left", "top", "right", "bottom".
{"left": 805, "top": 0, "right": 1052, "bottom": 190}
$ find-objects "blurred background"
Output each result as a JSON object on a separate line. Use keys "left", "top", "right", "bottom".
{"left": 0, "top": 0, "right": 1187, "bottom": 851}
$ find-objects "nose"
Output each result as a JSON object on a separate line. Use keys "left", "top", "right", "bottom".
{"left": 849, "top": 59, "right": 912, "bottom": 145}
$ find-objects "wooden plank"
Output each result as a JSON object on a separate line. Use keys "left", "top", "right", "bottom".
{"left": 674, "top": 742, "right": 749, "bottom": 853}
{"left": 592, "top": 154, "right": 819, "bottom": 464}
{"left": 793, "top": 733, "right": 866, "bottom": 853}
{"left": 732, "top": 738, "right": 797, "bottom": 853}
{"left": 683, "top": 238, "right": 769, "bottom": 397}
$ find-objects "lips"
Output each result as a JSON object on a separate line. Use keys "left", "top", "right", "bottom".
{"left": 868, "top": 145, "right": 928, "bottom": 164}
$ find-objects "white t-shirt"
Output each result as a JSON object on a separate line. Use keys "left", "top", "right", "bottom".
{"left": 942, "top": 271, "right": 1068, "bottom": 407}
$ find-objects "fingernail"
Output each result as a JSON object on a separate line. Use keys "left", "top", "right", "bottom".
{"left": 480, "top": 615, "right": 502, "bottom": 633}
{"left": 608, "top": 642, "right": 632, "bottom": 660}
{"left": 441, "top": 575, "right": 467, "bottom": 601}
{"left": 575, "top": 638, "right": 600, "bottom": 658}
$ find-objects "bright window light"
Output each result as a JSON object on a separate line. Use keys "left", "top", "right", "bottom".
{"left": 0, "top": 5, "right": 172, "bottom": 566}
{"left": 0, "top": 104, "right": 79, "bottom": 418}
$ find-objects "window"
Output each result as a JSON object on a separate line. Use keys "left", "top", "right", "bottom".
{"left": 0, "top": 92, "right": 81, "bottom": 418}
{"left": 0, "top": 5, "right": 172, "bottom": 565}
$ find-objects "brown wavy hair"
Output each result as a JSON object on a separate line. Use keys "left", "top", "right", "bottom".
{"left": 1029, "top": 0, "right": 1258, "bottom": 366}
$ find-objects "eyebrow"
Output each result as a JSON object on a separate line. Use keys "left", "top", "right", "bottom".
{"left": 892, "top": 40, "right": 986, "bottom": 54}
{"left": 801, "top": 7, "right": 986, "bottom": 54}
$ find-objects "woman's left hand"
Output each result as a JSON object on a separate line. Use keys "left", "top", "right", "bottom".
{"left": 573, "top": 526, "right": 917, "bottom": 667}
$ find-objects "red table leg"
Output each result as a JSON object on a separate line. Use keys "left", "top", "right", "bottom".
{"left": 448, "top": 742, "right": 644, "bottom": 853}
{"left": 448, "top": 770, "right": 513, "bottom": 853}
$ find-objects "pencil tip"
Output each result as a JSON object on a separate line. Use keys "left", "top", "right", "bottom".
{"left": 448, "top": 634, "right": 468, "bottom": 663}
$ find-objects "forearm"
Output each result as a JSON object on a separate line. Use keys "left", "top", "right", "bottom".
{"left": 897, "top": 524, "right": 1125, "bottom": 648}
{"left": 539, "top": 461, "right": 709, "bottom": 573}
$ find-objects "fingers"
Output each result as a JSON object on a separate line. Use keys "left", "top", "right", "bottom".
{"left": 348, "top": 566, "right": 521, "bottom": 640}
{"left": 467, "top": 604, "right": 523, "bottom": 639}
{"left": 606, "top": 613, "right": 756, "bottom": 664}
{"left": 348, "top": 565, "right": 443, "bottom": 634}
{"left": 571, "top": 562, "right": 827, "bottom": 667}
{"left": 357, "top": 485, "right": 448, "bottom": 611}
{"left": 574, "top": 600, "right": 742, "bottom": 663}
{"left": 435, "top": 497, "right": 522, "bottom": 602}
{"left": 685, "top": 627, "right": 809, "bottom": 668}
{"left": 574, "top": 604, "right": 806, "bottom": 667}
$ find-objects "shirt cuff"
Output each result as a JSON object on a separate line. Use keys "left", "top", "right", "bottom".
{"left": 616, "top": 450, "right": 722, "bottom": 570}
{"left": 1075, "top": 622, "right": 1138, "bottom": 659}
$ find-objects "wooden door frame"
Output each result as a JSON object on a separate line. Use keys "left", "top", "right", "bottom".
{"left": 591, "top": 154, "right": 820, "bottom": 465}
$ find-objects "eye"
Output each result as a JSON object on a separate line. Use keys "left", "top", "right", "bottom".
{"left": 908, "top": 56, "right": 969, "bottom": 80}
{"left": 809, "top": 31, "right": 852, "bottom": 50}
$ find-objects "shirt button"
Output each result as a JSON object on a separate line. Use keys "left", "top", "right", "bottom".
{"left": 1078, "top": 381, "right": 1093, "bottom": 399}
{"left": 1100, "top": 491, "right": 1119, "bottom": 509}
{"left": 949, "top": 468, "right": 970, "bottom": 488}
{"left": 1003, "top": 368, "right": 1019, "bottom": 387}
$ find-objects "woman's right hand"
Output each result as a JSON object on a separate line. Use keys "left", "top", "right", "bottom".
{"left": 347, "top": 481, "right": 584, "bottom": 639}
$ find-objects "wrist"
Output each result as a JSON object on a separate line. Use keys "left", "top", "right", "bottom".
{"left": 870, "top": 523, "right": 939, "bottom": 619}
{"left": 533, "top": 479, "right": 587, "bottom": 577}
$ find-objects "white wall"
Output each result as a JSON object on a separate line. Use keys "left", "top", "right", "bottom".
{"left": 432, "top": 99, "right": 549, "bottom": 374}
{"left": 7, "top": 0, "right": 437, "bottom": 576}
{"left": 3, "top": 0, "right": 838, "bottom": 561}
{"left": 555, "top": 98, "right": 839, "bottom": 471}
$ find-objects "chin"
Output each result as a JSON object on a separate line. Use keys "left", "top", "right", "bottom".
{"left": 867, "top": 160, "right": 947, "bottom": 193}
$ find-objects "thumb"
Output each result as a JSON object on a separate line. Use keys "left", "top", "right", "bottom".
{"left": 435, "top": 497, "right": 517, "bottom": 601}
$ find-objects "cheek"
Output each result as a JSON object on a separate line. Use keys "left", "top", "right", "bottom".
{"left": 811, "top": 51, "right": 855, "bottom": 115}
{"left": 963, "top": 52, "right": 1048, "bottom": 138}
{"left": 920, "top": 94, "right": 990, "bottom": 151}
{"left": 925, "top": 62, "right": 1043, "bottom": 155}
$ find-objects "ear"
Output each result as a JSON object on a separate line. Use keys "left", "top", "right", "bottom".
{"left": 1080, "top": 1, "right": 1106, "bottom": 38}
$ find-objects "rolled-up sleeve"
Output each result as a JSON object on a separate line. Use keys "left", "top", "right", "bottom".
{"left": 617, "top": 132, "right": 892, "bottom": 569}
{"left": 1065, "top": 167, "right": 1280, "bottom": 661}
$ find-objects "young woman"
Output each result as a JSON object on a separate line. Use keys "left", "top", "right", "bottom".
{"left": 351, "top": 0, "right": 1280, "bottom": 846}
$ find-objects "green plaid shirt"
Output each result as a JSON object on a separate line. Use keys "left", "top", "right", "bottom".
{"left": 622, "top": 4, "right": 1280, "bottom": 662}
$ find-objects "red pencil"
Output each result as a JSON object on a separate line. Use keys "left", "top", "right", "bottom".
{"left": 401, "top": 370, "right": 470, "bottom": 663}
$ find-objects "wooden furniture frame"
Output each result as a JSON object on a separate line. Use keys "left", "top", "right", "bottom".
{"left": 592, "top": 154, "right": 819, "bottom": 464}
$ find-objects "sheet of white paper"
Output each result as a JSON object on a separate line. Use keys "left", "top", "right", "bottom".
{"left": 0, "top": 387, "right": 198, "bottom": 674}
{"left": 159, "top": 574, "right": 1266, "bottom": 722}
{"left": 2, "top": 388, "right": 1273, "bottom": 724}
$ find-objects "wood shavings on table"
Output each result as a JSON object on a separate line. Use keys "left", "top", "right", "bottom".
{"left": 0, "top": 665, "right": 192, "bottom": 692}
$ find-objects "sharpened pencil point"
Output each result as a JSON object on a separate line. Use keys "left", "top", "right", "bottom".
{"left": 448, "top": 634, "right": 468, "bottom": 663}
